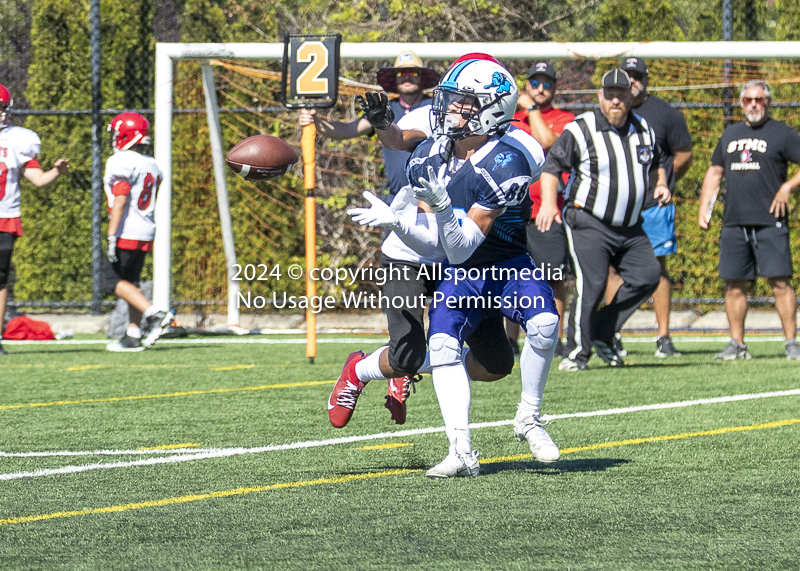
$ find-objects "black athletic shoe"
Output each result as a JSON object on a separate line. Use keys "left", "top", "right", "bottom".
{"left": 593, "top": 339, "right": 624, "bottom": 367}
{"left": 655, "top": 335, "right": 681, "bottom": 358}
{"left": 106, "top": 334, "right": 144, "bottom": 352}
{"left": 508, "top": 336, "right": 521, "bottom": 356}
{"left": 141, "top": 310, "right": 174, "bottom": 348}
{"left": 0, "top": 341, "right": 7, "bottom": 356}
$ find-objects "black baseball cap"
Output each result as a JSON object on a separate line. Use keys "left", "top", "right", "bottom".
{"left": 602, "top": 69, "right": 632, "bottom": 89}
{"left": 620, "top": 57, "right": 648, "bottom": 76}
{"left": 528, "top": 62, "right": 557, "bottom": 81}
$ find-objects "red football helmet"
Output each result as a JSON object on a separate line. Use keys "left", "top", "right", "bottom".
{"left": 449, "top": 53, "right": 503, "bottom": 69}
{"left": 0, "top": 84, "right": 12, "bottom": 129}
{"left": 108, "top": 112, "right": 151, "bottom": 151}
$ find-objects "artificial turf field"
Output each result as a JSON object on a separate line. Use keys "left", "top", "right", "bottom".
{"left": 1, "top": 334, "right": 799, "bottom": 570}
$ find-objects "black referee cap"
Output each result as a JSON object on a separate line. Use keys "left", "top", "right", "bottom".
{"left": 528, "top": 62, "right": 557, "bottom": 81}
{"left": 621, "top": 57, "right": 649, "bottom": 76}
{"left": 602, "top": 69, "right": 632, "bottom": 89}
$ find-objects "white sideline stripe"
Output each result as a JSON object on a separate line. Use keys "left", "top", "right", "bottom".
{"left": 1, "top": 388, "right": 799, "bottom": 480}
{"left": 3, "top": 337, "right": 389, "bottom": 346}
{"left": 2, "top": 335, "right": 790, "bottom": 346}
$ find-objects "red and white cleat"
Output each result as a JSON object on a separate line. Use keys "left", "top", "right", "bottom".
{"left": 328, "top": 351, "right": 366, "bottom": 428}
{"left": 385, "top": 375, "right": 419, "bottom": 425}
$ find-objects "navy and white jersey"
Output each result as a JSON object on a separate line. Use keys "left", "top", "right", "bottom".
{"left": 407, "top": 134, "right": 532, "bottom": 267}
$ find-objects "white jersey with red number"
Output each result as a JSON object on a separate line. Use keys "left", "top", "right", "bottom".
{"left": 103, "top": 150, "right": 162, "bottom": 246}
{"left": 0, "top": 126, "right": 42, "bottom": 221}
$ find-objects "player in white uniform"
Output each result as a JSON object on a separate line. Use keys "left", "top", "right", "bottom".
{"left": 0, "top": 84, "right": 70, "bottom": 355}
{"left": 104, "top": 113, "right": 172, "bottom": 352}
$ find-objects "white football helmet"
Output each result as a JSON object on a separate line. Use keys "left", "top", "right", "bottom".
{"left": 431, "top": 59, "right": 517, "bottom": 139}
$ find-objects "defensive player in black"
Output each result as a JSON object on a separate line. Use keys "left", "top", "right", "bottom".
{"left": 699, "top": 80, "right": 800, "bottom": 361}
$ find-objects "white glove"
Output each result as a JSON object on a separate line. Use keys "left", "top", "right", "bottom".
{"left": 347, "top": 191, "right": 402, "bottom": 230}
{"left": 107, "top": 236, "right": 118, "bottom": 263}
{"left": 414, "top": 166, "right": 451, "bottom": 212}
{"left": 389, "top": 185, "right": 414, "bottom": 213}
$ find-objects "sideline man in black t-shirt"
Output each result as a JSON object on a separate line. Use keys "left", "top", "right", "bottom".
{"left": 606, "top": 57, "right": 694, "bottom": 358}
{"left": 699, "top": 80, "right": 800, "bottom": 361}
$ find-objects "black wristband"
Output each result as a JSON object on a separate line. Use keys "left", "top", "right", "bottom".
{"left": 528, "top": 105, "right": 540, "bottom": 112}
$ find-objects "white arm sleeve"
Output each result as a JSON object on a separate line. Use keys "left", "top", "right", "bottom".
{"left": 394, "top": 212, "right": 439, "bottom": 257}
{"left": 435, "top": 206, "right": 486, "bottom": 265}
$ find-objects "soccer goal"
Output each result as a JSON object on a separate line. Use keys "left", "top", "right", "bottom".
{"left": 154, "top": 41, "right": 800, "bottom": 336}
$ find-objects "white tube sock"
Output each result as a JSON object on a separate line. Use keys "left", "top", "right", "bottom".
{"left": 518, "top": 338, "right": 554, "bottom": 416}
{"left": 354, "top": 346, "right": 388, "bottom": 382}
{"left": 432, "top": 363, "right": 472, "bottom": 453}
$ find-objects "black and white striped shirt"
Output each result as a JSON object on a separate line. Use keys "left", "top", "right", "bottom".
{"left": 543, "top": 109, "right": 662, "bottom": 227}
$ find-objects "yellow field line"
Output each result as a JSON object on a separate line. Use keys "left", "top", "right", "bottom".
{"left": 138, "top": 443, "right": 201, "bottom": 451}
{"left": 0, "top": 469, "right": 418, "bottom": 527}
{"left": 209, "top": 365, "right": 255, "bottom": 371}
{"left": 481, "top": 418, "right": 800, "bottom": 464}
{"left": 0, "top": 380, "right": 335, "bottom": 411}
{"left": 1, "top": 418, "right": 796, "bottom": 528}
{"left": 67, "top": 365, "right": 112, "bottom": 371}
{"left": 358, "top": 443, "right": 414, "bottom": 450}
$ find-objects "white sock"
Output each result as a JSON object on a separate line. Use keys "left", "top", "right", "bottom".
{"left": 417, "top": 352, "right": 432, "bottom": 375}
{"left": 143, "top": 306, "right": 158, "bottom": 318}
{"left": 518, "top": 338, "right": 554, "bottom": 416}
{"left": 354, "top": 346, "right": 388, "bottom": 383}
{"left": 432, "top": 364, "right": 471, "bottom": 454}
{"left": 126, "top": 326, "right": 141, "bottom": 339}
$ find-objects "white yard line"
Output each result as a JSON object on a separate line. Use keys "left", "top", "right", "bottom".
{"left": 2, "top": 388, "right": 798, "bottom": 481}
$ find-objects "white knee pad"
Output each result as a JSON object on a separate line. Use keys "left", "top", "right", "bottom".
{"left": 428, "top": 333, "right": 463, "bottom": 367}
{"left": 525, "top": 312, "right": 560, "bottom": 351}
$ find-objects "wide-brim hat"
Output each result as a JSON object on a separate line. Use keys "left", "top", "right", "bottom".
{"left": 376, "top": 50, "right": 440, "bottom": 93}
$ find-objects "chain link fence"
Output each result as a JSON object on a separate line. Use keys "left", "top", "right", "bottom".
{"left": 0, "top": 0, "right": 793, "bottom": 316}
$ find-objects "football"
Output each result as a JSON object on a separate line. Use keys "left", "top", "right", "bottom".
{"left": 225, "top": 135, "right": 299, "bottom": 181}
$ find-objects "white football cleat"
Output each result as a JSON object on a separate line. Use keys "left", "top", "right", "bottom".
{"left": 426, "top": 450, "right": 480, "bottom": 479}
{"left": 513, "top": 406, "right": 560, "bottom": 463}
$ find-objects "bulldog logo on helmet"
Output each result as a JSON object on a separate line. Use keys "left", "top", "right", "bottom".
{"left": 484, "top": 72, "right": 512, "bottom": 94}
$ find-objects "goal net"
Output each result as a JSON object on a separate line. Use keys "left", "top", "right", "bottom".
{"left": 155, "top": 42, "right": 800, "bottom": 326}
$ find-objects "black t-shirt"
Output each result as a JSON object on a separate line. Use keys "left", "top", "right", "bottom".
{"left": 633, "top": 95, "right": 692, "bottom": 210}
{"left": 711, "top": 118, "right": 800, "bottom": 226}
{"left": 380, "top": 96, "right": 431, "bottom": 200}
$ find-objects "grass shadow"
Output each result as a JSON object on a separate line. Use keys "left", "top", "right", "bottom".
{"left": 481, "top": 457, "right": 630, "bottom": 476}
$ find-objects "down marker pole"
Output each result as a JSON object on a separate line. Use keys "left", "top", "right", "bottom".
{"left": 302, "top": 122, "right": 317, "bottom": 364}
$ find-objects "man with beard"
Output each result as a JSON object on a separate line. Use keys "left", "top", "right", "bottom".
{"left": 605, "top": 57, "right": 694, "bottom": 358}
{"left": 699, "top": 80, "right": 800, "bottom": 361}
{"left": 538, "top": 69, "right": 670, "bottom": 371}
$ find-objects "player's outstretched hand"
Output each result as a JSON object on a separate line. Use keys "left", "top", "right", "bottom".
{"left": 55, "top": 158, "right": 70, "bottom": 174}
{"left": 414, "top": 166, "right": 451, "bottom": 212}
{"left": 347, "top": 191, "right": 401, "bottom": 230}
{"left": 356, "top": 91, "right": 394, "bottom": 131}
{"left": 107, "top": 236, "right": 118, "bottom": 264}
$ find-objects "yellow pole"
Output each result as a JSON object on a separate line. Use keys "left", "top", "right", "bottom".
{"left": 301, "top": 122, "right": 317, "bottom": 364}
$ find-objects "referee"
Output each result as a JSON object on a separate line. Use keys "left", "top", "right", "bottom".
{"left": 537, "top": 69, "right": 671, "bottom": 371}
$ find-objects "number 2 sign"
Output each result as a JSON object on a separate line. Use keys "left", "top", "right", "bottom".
{"left": 281, "top": 34, "right": 341, "bottom": 109}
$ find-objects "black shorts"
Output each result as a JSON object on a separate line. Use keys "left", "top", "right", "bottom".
{"left": 0, "top": 232, "right": 15, "bottom": 289}
{"left": 380, "top": 254, "right": 514, "bottom": 376}
{"left": 103, "top": 248, "right": 148, "bottom": 294}
{"left": 526, "top": 221, "right": 570, "bottom": 280}
{"left": 719, "top": 224, "right": 793, "bottom": 281}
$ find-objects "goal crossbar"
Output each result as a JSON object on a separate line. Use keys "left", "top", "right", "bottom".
{"left": 153, "top": 41, "right": 800, "bottom": 316}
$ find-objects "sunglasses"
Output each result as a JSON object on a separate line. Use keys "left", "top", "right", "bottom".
{"left": 628, "top": 71, "right": 645, "bottom": 82}
{"left": 742, "top": 96, "right": 767, "bottom": 105}
{"left": 530, "top": 79, "right": 553, "bottom": 90}
{"left": 396, "top": 70, "right": 419, "bottom": 78}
